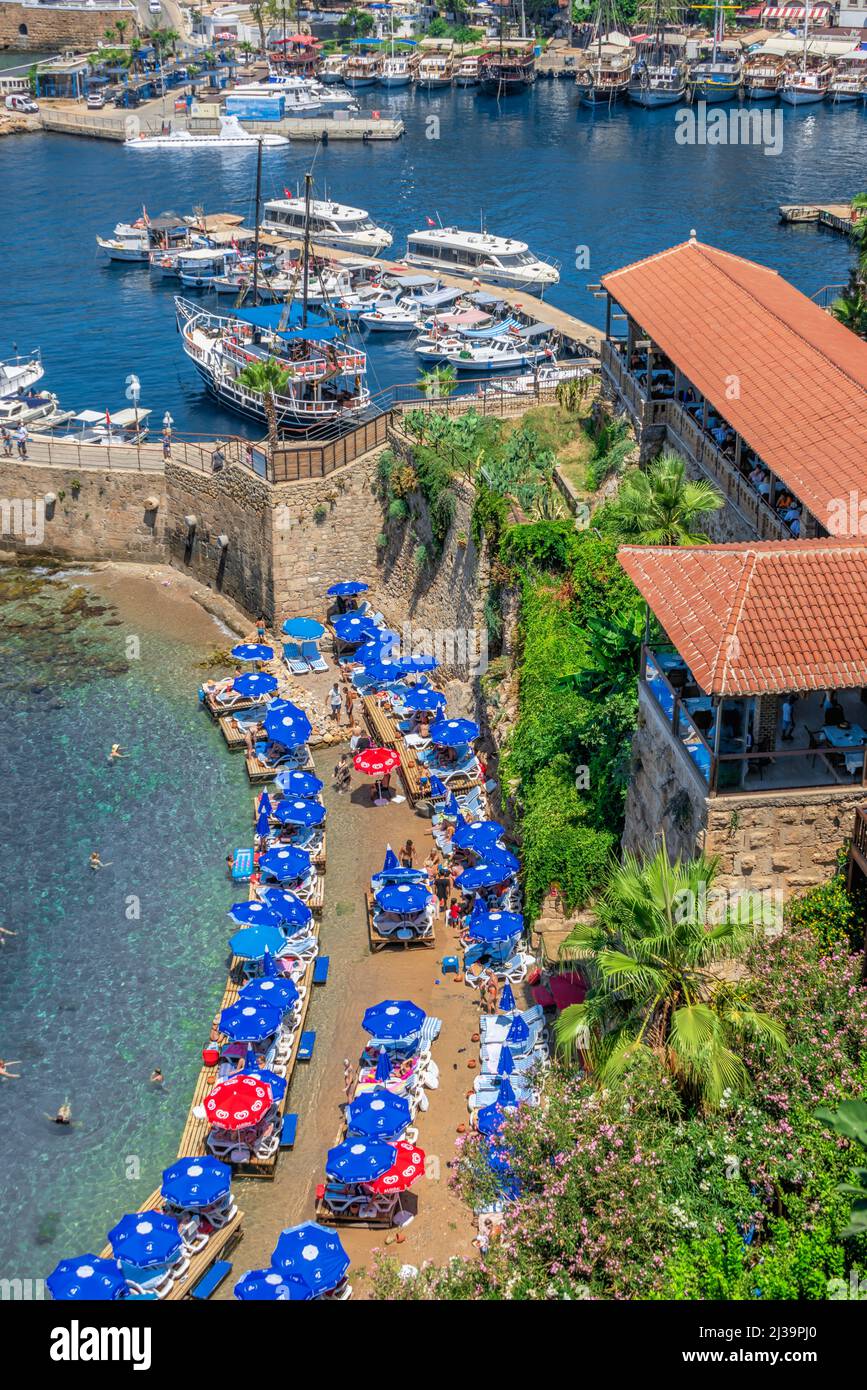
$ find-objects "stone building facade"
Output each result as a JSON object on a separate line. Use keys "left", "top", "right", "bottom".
{"left": 0, "top": 1, "right": 136, "bottom": 52}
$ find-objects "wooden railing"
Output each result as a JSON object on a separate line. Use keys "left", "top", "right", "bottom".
{"left": 269, "top": 411, "right": 391, "bottom": 481}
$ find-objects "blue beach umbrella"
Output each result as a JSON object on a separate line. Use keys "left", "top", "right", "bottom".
{"left": 229, "top": 923, "right": 286, "bottom": 960}
{"left": 108, "top": 1212, "right": 182, "bottom": 1270}
{"left": 259, "top": 846, "right": 311, "bottom": 882}
{"left": 328, "top": 580, "right": 369, "bottom": 597}
{"left": 497, "top": 1045, "right": 515, "bottom": 1077}
{"left": 275, "top": 769, "right": 323, "bottom": 798}
{"left": 400, "top": 685, "right": 446, "bottom": 712}
{"left": 430, "top": 717, "right": 479, "bottom": 746}
{"left": 241, "top": 1064, "right": 288, "bottom": 1103}
{"left": 219, "top": 1000, "right": 283, "bottom": 1043}
{"left": 240, "top": 976, "right": 299, "bottom": 1013}
{"left": 47, "top": 1255, "right": 127, "bottom": 1302}
{"left": 359, "top": 658, "right": 405, "bottom": 685}
{"left": 487, "top": 1142, "right": 521, "bottom": 1199}
{"left": 258, "top": 790, "right": 273, "bottom": 816}
{"left": 256, "top": 808, "right": 271, "bottom": 838}
{"left": 233, "top": 671, "right": 278, "bottom": 699}
{"left": 326, "top": 1139, "right": 394, "bottom": 1184}
{"left": 506, "top": 1015, "right": 530, "bottom": 1047}
{"left": 271, "top": 1222, "right": 350, "bottom": 1294}
{"left": 232, "top": 643, "right": 274, "bottom": 662}
{"left": 381, "top": 845, "right": 400, "bottom": 873}
{"left": 453, "top": 819, "right": 506, "bottom": 851}
{"left": 375, "top": 882, "right": 431, "bottom": 915}
{"left": 362, "top": 1000, "right": 426, "bottom": 1040}
{"left": 497, "top": 1077, "right": 518, "bottom": 1108}
{"left": 401, "top": 653, "right": 438, "bottom": 673}
{"left": 228, "top": 900, "right": 283, "bottom": 929}
{"left": 282, "top": 616, "right": 325, "bottom": 640}
{"left": 263, "top": 708, "right": 312, "bottom": 747}
{"left": 263, "top": 888, "right": 313, "bottom": 929}
{"left": 273, "top": 798, "right": 326, "bottom": 827}
{"left": 332, "top": 611, "right": 378, "bottom": 643}
{"left": 466, "top": 909, "right": 524, "bottom": 943}
{"left": 234, "top": 1267, "right": 313, "bottom": 1301}
{"left": 455, "top": 859, "right": 517, "bottom": 892}
{"left": 346, "top": 1088, "right": 412, "bottom": 1140}
{"left": 428, "top": 775, "right": 448, "bottom": 799}
{"left": 476, "top": 1103, "right": 507, "bottom": 1136}
{"left": 355, "top": 631, "right": 400, "bottom": 663}
{"left": 374, "top": 1047, "right": 391, "bottom": 1082}
{"left": 445, "top": 792, "right": 463, "bottom": 819}
{"left": 499, "top": 982, "right": 516, "bottom": 1012}
{"left": 160, "top": 1156, "right": 231, "bottom": 1211}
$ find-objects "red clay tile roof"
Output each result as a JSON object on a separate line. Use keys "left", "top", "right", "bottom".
{"left": 619, "top": 539, "right": 867, "bottom": 696}
{"left": 601, "top": 239, "right": 867, "bottom": 534}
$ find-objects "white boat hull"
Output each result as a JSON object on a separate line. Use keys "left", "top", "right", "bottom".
{"left": 780, "top": 87, "right": 827, "bottom": 105}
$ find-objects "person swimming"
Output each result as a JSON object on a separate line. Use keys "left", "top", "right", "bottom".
{"left": 109, "top": 744, "right": 128, "bottom": 761}
{"left": 150, "top": 1067, "right": 164, "bottom": 1085}
{"left": 53, "top": 1101, "right": 72, "bottom": 1125}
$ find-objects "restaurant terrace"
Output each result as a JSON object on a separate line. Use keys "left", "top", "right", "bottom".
{"left": 619, "top": 539, "right": 867, "bottom": 795}
{"left": 600, "top": 236, "right": 867, "bottom": 544}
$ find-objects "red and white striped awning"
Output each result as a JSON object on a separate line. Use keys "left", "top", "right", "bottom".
{"left": 760, "top": 5, "right": 830, "bottom": 18}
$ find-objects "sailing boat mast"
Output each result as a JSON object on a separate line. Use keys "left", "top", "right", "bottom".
{"left": 251, "top": 137, "right": 263, "bottom": 307}
{"left": 301, "top": 170, "right": 312, "bottom": 330}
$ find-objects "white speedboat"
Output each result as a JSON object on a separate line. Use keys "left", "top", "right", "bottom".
{"left": 0, "top": 389, "right": 71, "bottom": 429}
{"left": 267, "top": 72, "right": 358, "bottom": 111}
{"left": 332, "top": 284, "right": 399, "bottom": 322}
{"left": 0, "top": 350, "right": 44, "bottom": 399}
{"left": 96, "top": 230, "right": 150, "bottom": 263}
{"left": 405, "top": 225, "right": 559, "bottom": 290}
{"left": 125, "top": 115, "right": 290, "bottom": 149}
{"left": 262, "top": 195, "right": 392, "bottom": 254}
{"left": 444, "top": 335, "right": 554, "bottom": 372}
{"left": 481, "top": 362, "right": 593, "bottom": 396}
{"left": 358, "top": 300, "right": 421, "bottom": 332}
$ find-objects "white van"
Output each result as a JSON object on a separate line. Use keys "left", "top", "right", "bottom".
{"left": 5, "top": 92, "right": 39, "bottom": 113}
{"left": 148, "top": 0, "right": 161, "bottom": 11}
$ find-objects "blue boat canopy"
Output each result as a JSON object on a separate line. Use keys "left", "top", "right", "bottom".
{"left": 231, "top": 304, "right": 343, "bottom": 342}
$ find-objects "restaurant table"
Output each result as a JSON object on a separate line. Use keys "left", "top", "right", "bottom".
{"left": 822, "top": 724, "right": 867, "bottom": 775}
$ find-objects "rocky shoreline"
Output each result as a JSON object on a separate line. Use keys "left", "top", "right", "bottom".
{"left": 0, "top": 112, "right": 40, "bottom": 138}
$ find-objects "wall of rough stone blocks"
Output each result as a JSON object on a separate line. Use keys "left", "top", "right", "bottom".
{"left": 0, "top": 3, "right": 135, "bottom": 50}
{"left": 0, "top": 458, "right": 165, "bottom": 560}
{"left": 623, "top": 685, "right": 867, "bottom": 898}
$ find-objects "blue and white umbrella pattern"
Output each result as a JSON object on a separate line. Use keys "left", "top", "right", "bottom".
{"left": 272, "top": 798, "right": 326, "bottom": 828}
{"left": 219, "top": 1000, "right": 283, "bottom": 1043}
{"left": 327, "top": 580, "right": 369, "bottom": 597}
{"left": 233, "top": 671, "right": 278, "bottom": 699}
{"left": 282, "top": 616, "right": 325, "bottom": 640}
{"left": 258, "top": 846, "right": 312, "bottom": 882}
{"left": 47, "top": 1255, "right": 128, "bottom": 1301}
{"left": 362, "top": 1000, "right": 426, "bottom": 1040}
{"left": 241, "top": 1064, "right": 288, "bottom": 1104}
{"left": 231, "top": 643, "right": 274, "bottom": 662}
{"left": 400, "top": 685, "right": 446, "bottom": 712}
{"left": 358, "top": 658, "right": 406, "bottom": 685}
{"left": 499, "top": 982, "right": 517, "bottom": 1012}
{"left": 228, "top": 900, "right": 283, "bottom": 929}
{"left": 374, "top": 1047, "right": 391, "bottom": 1082}
{"left": 326, "top": 1139, "right": 395, "bottom": 1184}
{"left": 355, "top": 632, "right": 400, "bottom": 663}
{"left": 466, "top": 909, "right": 524, "bottom": 943}
{"left": 263, "top": 708, "right": 313, "bottom": 747}
{"left": 506, "top": 1015, "right": 530, "bottom": 1047}
{"left": 455, "top": 857, "right": 519, "bottom": 892}
{"left": 263, "top": 888, "right": 313, "bottom": 928}
{"left": 429, "top": 717, "right": 480, "bottom": 746}
{"left": 401, "top": 653, "right": 439, "bottom": 673}
{"left": 229, "top": 923, "right": 286, "bottom": 960}
{"left": 271, "top": 1221, "right": 350, "bottom": 1293}
{"left": 332, "top": 612, "right": 378, "bottom": 643}
{"left": 234, "top": 1268, "right": 313, "bottom": 1300}
{"left": 256, "top": 807, "right": 271, "bottom": 838}
{"left": 239, "top": 976, "right": 299, "bottom": 1013}
{"left": 476, "top": 1102, "right": 507, "bottom": 1136}
{"left": 257, "top": 790, "right": 273, "bottom": 817}
{"left": 160, "top": 1156, "right": 231, "bottom": 1211}
{"left": 108, "top": 1212, "right": 183, "bottom": 1269}
{"left": 374, "top": 882, "right": 431, "bottom": 915}
{"left": 497, "top": 1045, "right": 515, "bottom": 1077}
{"left": 497, "top": 1077, "right": 518, "bottom": 1108}
{"left": 274, "top": 769, "right": 324, "bottom": 798}
{"left": 453, "top": 819, "right": 506, "bottom": 851}
{"left": 346, "top": 1088, "right": 412, "bottom": 1140}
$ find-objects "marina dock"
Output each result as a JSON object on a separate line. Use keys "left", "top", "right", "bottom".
{"left": 779, "top": 201, "right": 858, "bottom": 235}
{"left": 38, "top": 106, "right": 404, "bottom": 143}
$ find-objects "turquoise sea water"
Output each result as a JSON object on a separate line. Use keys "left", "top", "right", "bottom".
{"left": 0, "top": 569, "right": 248, "bottom": 1279}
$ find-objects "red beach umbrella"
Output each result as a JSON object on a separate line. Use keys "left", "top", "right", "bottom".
{"left": 204, "top": 1074, "right": 273, "bottom": 1130}
{"left": 366, "top": 1142, "right": 426, "bottom": 1193}
{"left": 353, "top": 747, "right": 400, "bottom": 778}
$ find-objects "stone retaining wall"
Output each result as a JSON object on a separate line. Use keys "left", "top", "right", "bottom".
{"left": 0, "top": 456, "right": 166, "bottom": 561}
{"left": 0, "top": 2, "right": 135, "bottom": 51}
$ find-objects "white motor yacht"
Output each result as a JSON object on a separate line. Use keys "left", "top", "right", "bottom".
{"left": 405, "top": 225, "right": 559, "bottom": 289}
{"left": 125, "top": 115, "right": 290, "bottom": 149}
{"left": 262, "top": 195, "right": 392, "bottom": 254}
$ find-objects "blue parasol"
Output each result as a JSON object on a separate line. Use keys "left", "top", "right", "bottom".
{"left": 332, "top": 612, "right": 378, "bottom": 643}
{"left": 326, "top": 1138, "right": 394, "bottom": 1184}
{"left": 453, "top": 819, "right": 506, "bottom": 851}
{"left": 499, "top": 982, "right": 516, "bottom": 1012}
{"left": 374, "top": 1047, "right": 391, "bottom": 1082}
{"left": 362, "top": 999, "right": 426, "bottom": 1040}
{"left": 374, "top": 882, "right": 431, "bottom": 915}
{"left": 108, "top": 1212, "right": 182, "bottom": 1269}
{"left": 429, "top": 717, "right": 479, "bottom": 746}
{"left": 262, "top": 949, "right": 279, "bottom": 978}
{"left": 228, "top": 900, "right": 283, "bottom": 929}
{"left": 219, "top": 1000, "right": 283, "bottom": 1043}
{"left": 160, "top": 1156, "right": 231, "bottom": 1211}
{"left": 263, "top": 708, "right": 312, "bottom": 747}
{"left": 328, "top": 580, "right": 369, "bottom": 597}
{"left": 466, "top": 909, "right": 524, "bottom": 943}
{"left": 233, "top": 671, "right": 278, "bottom": 699}
{"left": 497, "top": 1045, "right": 515, "bottom": 1077}
{"left": 271, "top": 1221, "right": 350, "bottom": 1294}
{"left": 241, "top": 1062, "right": 288, "bottom": 1103}
{"left": 229, "top": 923, "right": 286, "bottom": 960}
{"left": 47, "top": 1256, "right": 128, "bottom": 1301}
{"left": 262, "top": 888, "right": 312, "bottom": 928}
{"left": 256, "top": 808, "right": 271, "bottom": 838}
{"left": 272, "top": 798, "right": 326, "bottom": 828}
{"left": 232, "top": 643, "right": 274, "bottom": 662}
{"left": 497, "top": 1077, "right": 518, "bottom": 1108}
{"left": 381, "top": 846, "right": 400, "bottom": 873}
{"left": 274, "top": 769, "right": 323, "bottom": 798}
{"left": 282, "top": 616, "right": 325, "bottom": 639}
{"left": 240, "top": 976, "right": 299, "bottom": 1013}
{"left": 258, "top": 790, "right": 273, "bottom": 816}
{"left": 506, "top": 1015, "right": 530, "bottom": 1046}
{"left": 476, "top": 1102, "right": 507, "bottom": 1136}
{"left": 359, "top": 658, "right": 406, "bottom": 684}
{"left": 355, "top": 632, "right": 400, "bottom": 663}
{"left": 455, "top": 858, "right": 518, "bottom": 892}
{"left": 400, "top": 685, "right": 446, "bottom": 712}
{"left": 346, "top": 1088, "right": 412, "bottom": 1140}
{"left": 234, "top": 1267, "right": 313, "bottom": 1300}
{"left": 428, "top": 775, "right": 448, "bottom": 799}
{"left": 258, "top": 846, "right": 312, "bottom": 882}
{"left": 401, "top": 653, "right": 438, "bottom": 673}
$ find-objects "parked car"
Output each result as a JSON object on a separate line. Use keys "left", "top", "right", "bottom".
{"left": 113, "top": 90, "right": 141, "bottom": 108}
{"left": 5, "top": 92, "right": 39, "bottom": 113}
{"left": 86, "top": 91, "right": 106, "bottom": 109}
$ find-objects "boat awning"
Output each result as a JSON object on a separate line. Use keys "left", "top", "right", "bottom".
{"left": 517, "top": 322, "right": 555, "bottom": 340}
{"left": 387, "top": 273, "right": 440, "bottom": 287}
{"left": 761, "top": 4, "right": 830, "bottom": 15}
{"left": 149, "top": 212, "right": 186, "bottom": 230}
{"left": 204, "top": 226, "right": 257, "bottom": 245}
{"left": 436, "top": 310, "right": 490, "bottom": 328}
{"left": 232, "top": 304, "right": 343, "bottom": 341}
{"left": 178, "top": 247, "right": 229, "bottom": 262}
{"left": 467, "top": 290, "right": 507, "bottom": 306}
{"left": 414, "top": 287, "right": 464, "bottom": 309}
{"left": 109, "top": 408, "right": 150, "bottom": 426}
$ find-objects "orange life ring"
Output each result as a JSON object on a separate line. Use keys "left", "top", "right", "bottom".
{"left": 372, "top": 109, "right": 381, "bottom": 119}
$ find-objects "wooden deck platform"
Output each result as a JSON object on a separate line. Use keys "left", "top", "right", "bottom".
{"left": 205, "top": 692, "right": 257, "bottom": 720}
{"left": 366, "top": 890, "right": 436, "bottom": 953}
{"left": 361, "top": 695, "right": 400, "bottom": 748}
{"left": 779, "top": 201, "right": 857, "bottom": 235}
{"left": 99, "top": 1193, "right": 243, "bottom": 1300}
{"left": 245, "top": 747, "right": 315, "bottom": 783}
{"left": 395, "top": 740, "right": 481, "bottom": 806}
{"left": 220, "top": 715, "right": 250, "bottom": 751}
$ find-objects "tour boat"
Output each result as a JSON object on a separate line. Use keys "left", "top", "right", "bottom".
{"left": 319, "top": 53, "right": 348, "bottom": 84}
{"left": 689, "top": 9, "right": 742, "bottom": 103}
{"left": 262, "top": 195, "right": 392, "bottom": 254}
{"left": 827, "top": 57, "right": 866, "bottom": 104}
{"left": 380, "top": 54, "right": 413, "bottom": 87}
{"left": 780, "top": 9, "right": 832, "bottom": 105}
{"left": 343, "top": 51, "right": 382, "bottom": 89}
{"left": 0, "top": 349, "right": 44, "bottom": 399}
{"left": 404, "top": 225, "right": 559, "bottom": 290}
{"left": 176, "top": 247, "right": 241, "bottom": 291}
{"left": 478, "top": 45, "right": 535, "bottom": 97}
{"left": 628, "top": 8, "right": 687, "bottom": 108}
{"left": 174, "top": 298, "right": 371, "bottom": 433}
{"left": 454, "top": 56, "right": 480, "bottom": 87}
{"left": 416, "top": 53, "right": 454, "bottom": 89}
{"left": 443, "top": 335, "right": 554, "bottom": 372}
{"left": 124, "top": 115, "right": 290, "bottom": 148}
{"left": 742, "top": 53, "right": 787, "bottom": 100}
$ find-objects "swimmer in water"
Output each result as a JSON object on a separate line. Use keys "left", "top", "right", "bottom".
{"left": 150, "top": 1067, "right": 164, "bottom": 1085}
{"left": 89, "top": 851, "right": 111, "bottom": 870}
{"left": 53, "top": 1101, "right": 72, "bottom": 1125}
{"left": 0, "top": 926, "right": 17, "bottom": 946}
{"left": 109, "top": 745, "right": 128, "bottom": 761}
{"left": 0, "top": 1059, "right": 21, "bottom": 1080}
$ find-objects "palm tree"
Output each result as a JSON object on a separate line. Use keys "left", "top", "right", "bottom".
{"left": 103, "top": 26, "right": 118, "bottom": 45}
{"left": 237, "top": 358, "right": 292, "bottom": 446}
{"left": 249, "top": 0, "right": 269, "bottom": 55}
{"left": 832, "top": 287, "right": 867, "bottom": 338}
{"left": 115, "top": 17, "right": 128, "bottom": 43}
{"left": 609, "top": 451, "right": 723, "bottom": 545}
{"left": 555, "top": 840, "right": 787, "bottom": 1108}
{"left": 416, "top": 365, "right": 458, "bottom": 401}
{"left": 239, "top": 39, "right": 256, "bottom": 64}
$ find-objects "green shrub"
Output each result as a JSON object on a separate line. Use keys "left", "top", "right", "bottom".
{"left": 784, "top": 872, "right": 859, "bottom": 951}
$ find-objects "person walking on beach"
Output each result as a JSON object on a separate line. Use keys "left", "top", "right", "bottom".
{"left": 16, "top": 424, "right": 28, "bottom": 459}
{"left": 343, "top": 685, "right": 355, "bottom": 726}
{"left": 1, "top": 427, "right": 12, "bottom": 457}
{"left": 343, "top": 1058, "right": 353, "bottom": 1097}
{"left": 333, "top": 752, "right": 350, "bottom": 793}
{"left": 400, "top": 839, "right": 415, "bottom": 869}
{"left": 435, "top": 863, "right": 451, "bottom": 917}
{"left": 256, "top": 615, "right": 267, "bottom": 643}
{"left": 328, "top": 682, "right": 342, "bottom": 723}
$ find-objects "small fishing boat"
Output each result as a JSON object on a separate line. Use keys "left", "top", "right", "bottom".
{"left": 331, "top": 285, "right": 400, "bottom": 322}
{"left": 358, "top": 300, "right": 421, "bottom": 332}
{"left": 125, "top": 116, "right": 290, "bottom": 149}
{"left": 480, "top": 362, "right": 593, "bottom": 396}
{"left": 57, "top": 407, "right": 151, "bottom": 443}
{"left": 416, "top": 53, "right": 454, "bottom": 89}
{"left": 0, "top": 349, "right": 44, "bottom": 399}
{"left": 689, "top": 13, "right": 743, "bottom": 103}
{"left": 742, "top": 52, "right": 787, "bottom": 100}
{"left": 343, "top": 49, "right": 382, "bottom": 89}
{"left": 0, "top": 389, "right": 71, "bottom": 430}
{"left": 444, "top": 334, "right": 554, "bottom": 372}
{"left": 176, "top": 247, "right": 240, "bottom": 291}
